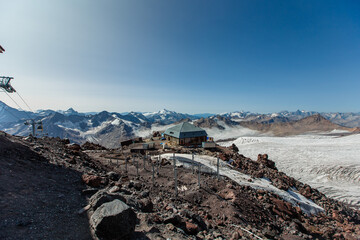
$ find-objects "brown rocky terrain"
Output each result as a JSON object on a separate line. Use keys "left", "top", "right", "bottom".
{"left": 193, "top": 116, "right": 240, "bottom": 130}
{"left": 1, "top": 131, "right": 359, "bottom": 239}
{"left": 239, "top": 114, "right": 351, "bottom": 136}
{"left": 351, "top": 127, "right": 360, "bottom": 133}
{"left": 193, "top": 117, "right": 225, "bottom": 130}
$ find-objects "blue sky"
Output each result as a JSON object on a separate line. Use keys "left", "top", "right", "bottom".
{"left": 1, "top": 0, "right": 359, "bottom": 114}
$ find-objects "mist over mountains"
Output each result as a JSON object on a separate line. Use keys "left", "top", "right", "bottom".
{"left": 0, "top": 100, "right": 359, "bottom": 148}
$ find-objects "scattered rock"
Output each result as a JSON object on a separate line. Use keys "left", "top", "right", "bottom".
{"left": 271, "top": 197, "right": 299, "bottom": 220}
{"left": 82, "top": 174, "right": 102, "bottom": 188}
{"left": 90, "top": 199, "right": 137, "bottom": 240}
{"left": 129, "top": 180, "right": 142, "bottom": 191}
{"left": 257, "top": 154, "right": 277, "bottom": 170}
{"left": 106, "top": 171, "right": 120, "bottom": 181}
{"left": 185, "top": 222, "right": 199, "bottom": 235}
{"left": 108, "top": 186, "right": 121, "bottom": 193}
{"left": 230, "top": 143, "right": 239, "bottom": 153}
{"left": 164, "top": 214, "right": 183, "bottom": 226}
{"left": 82, "top": 142, "right": 107, "bottom": 151}
{"left": 161, "top": 158, "right": 171, "bottom": 166}
{"left": 139, "top": 198, "right": 153, "bottom": 212}
{"left": 66, "top": 143, "right": 81, "bottom": 151}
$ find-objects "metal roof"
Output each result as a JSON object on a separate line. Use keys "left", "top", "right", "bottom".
{"left": 164, "top": 122, "right": 207, "bottom": 139}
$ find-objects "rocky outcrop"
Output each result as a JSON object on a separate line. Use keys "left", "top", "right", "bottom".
{"left": 257, "top": 154, "right": 277, "bottom": 170}
{"left": 193, "top": 117, "right": 225, "bottom": 129}
{"left": 90, "top": 200, "right": 137, "bottom": 240}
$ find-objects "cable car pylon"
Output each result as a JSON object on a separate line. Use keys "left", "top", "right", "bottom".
{"left": 0, "top": 76, "right": 43, "bottom": 137}
{"left": 24, "top": 119, "right": 43, "bottom": 137}
{"left": 0, "top": 76, "right": 16, "bottom": 93}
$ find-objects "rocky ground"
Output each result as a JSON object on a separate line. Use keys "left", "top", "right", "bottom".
{"left": 0, "top": 133, "right": 93, "bottom": 240}
{"left": 1, "top": 132, "right": 359, "bottom": 239}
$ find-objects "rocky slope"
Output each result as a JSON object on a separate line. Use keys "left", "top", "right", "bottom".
{"left": 1, "top": 132, "right": 359, "bottom": 239}
{"left": 0, "top": 133, "right": 98, "bottom": 240}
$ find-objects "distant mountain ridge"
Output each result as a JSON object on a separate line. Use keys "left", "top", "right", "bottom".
{"left": 239, "top": 114, "right": 350, "bottom": 136}
{"left": 0, "top": 100, "right": 358, "bottom": 147}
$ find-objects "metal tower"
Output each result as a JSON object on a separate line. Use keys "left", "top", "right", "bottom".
{"left": 0, "top": 76, "right": 16, "bottom": 93}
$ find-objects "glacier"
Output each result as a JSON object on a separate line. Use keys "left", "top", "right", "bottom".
{"left": 219, "top": 133, "right": 360, "bottom": 207}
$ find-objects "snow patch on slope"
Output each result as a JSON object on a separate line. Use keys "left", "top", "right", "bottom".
{"left": 162, "top": 153, "right": 324, "bottom": 215}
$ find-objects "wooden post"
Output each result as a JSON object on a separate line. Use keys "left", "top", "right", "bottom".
{"left": 192, "top": 153, "right": 195, "bottom": 174}
{"left": 198, "top": 163, "right": 201, "bottom": 188}
{"left": 136, "top": 159, "right": 139, "bottom": 177}
{"left": 143, "top": 155, "right": 146, "bottom": 170}
{"left": 152, "top": 162, "right": 155, "bottom": 186}
{"left": 155, "top": 156, "right": 158, "bottom": 174}
{"left": 174, "top": 153, "right": 178, "bottom": 197}
{"left": 158, "top": 154, "right": 161, "bottom": 174}
{"left": 217, "top": 156, "right": 220, "bottom": 179}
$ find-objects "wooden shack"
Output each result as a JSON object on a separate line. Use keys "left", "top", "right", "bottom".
{"left": 163, "top": 122, "right": 207, "bottom": 146}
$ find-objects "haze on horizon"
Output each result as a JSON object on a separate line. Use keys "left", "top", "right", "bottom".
{"left": 1, "top": 0, "right": 359, "bottom": 114}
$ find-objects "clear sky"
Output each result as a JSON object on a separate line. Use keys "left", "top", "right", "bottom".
{"left": 1, "top": 0, "right": 360, "bottom": 114}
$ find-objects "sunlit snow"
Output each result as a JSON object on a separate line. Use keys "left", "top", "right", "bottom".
{"left": 219, "top": 133, "right": 360, "bottom": 207}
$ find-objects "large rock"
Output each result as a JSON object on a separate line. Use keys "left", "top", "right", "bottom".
{"left": 185, "top": 222, "right": 199, "bottom": 235}
{"left": 106, "top": 171, "right": 120, "bottom": 181}
{"left": 82, "top": 174, "right": 102, "bottom": 187}
{"left": 271, "top": 197, "right": 299, "bottom": 220}
{"left": 90, "top": 199, "right": 137, "bottom": 240}
{"left": 89, "top": 189, "right": 126, "bottom": 211}
{"left": 257, "top": 154, "right": 277, "bottom": 170}
{"left": 66, "top": 143, "right": 82, "bottom": 151}
{"left": 230, "top": 143, "right": 239, "bottom": 153}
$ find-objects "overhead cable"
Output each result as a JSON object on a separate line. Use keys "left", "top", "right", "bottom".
{"left": 16, "top": 91, "right": 34, "bottom": 113}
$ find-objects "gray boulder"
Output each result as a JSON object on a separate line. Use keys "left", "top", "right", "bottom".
{"left": 90, "top": 199, "right": 137, "bottom": 240}
{"left": 106, "top": 171, "right": 120, "bottom": 181}
{"left": 89, "top": 189, "right": 126, "bottom": 211}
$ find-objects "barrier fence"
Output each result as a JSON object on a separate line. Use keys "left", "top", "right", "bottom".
{"left": 104, "top": 152, "right": 223, "bottom": 198}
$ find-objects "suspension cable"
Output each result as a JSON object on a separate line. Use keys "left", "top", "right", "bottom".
{"left": 3, "top": 91, "right": 32, "bottom": 119}
{"left": 4, "top": 91, "right": 23, "bottom": 110}
{"left": 16, "top": 91, "right": 33, "bottom": 112}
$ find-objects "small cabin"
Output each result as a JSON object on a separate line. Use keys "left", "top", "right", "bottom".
{"left": 163, "top": 122, "right": 207, "bottom": 146}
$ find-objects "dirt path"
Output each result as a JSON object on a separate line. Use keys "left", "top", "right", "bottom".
{"left": 0, "top": 136, "right": 91, "bottom": 240}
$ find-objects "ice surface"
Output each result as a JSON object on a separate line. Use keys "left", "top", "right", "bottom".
{"left": 220, "top": 134, "right": 360, "bottom": 207}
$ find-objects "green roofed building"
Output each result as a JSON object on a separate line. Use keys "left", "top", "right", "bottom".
{"left": 163, "top": 122, "right": 207, "bottom": 146}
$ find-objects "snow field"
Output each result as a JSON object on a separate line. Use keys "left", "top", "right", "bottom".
{"left": 220, "top": 134, "right": 360, "bottom": 207}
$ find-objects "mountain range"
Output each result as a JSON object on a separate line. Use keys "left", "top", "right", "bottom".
{"left": 0, "top": 100, "right": 359, "bottom": 148}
